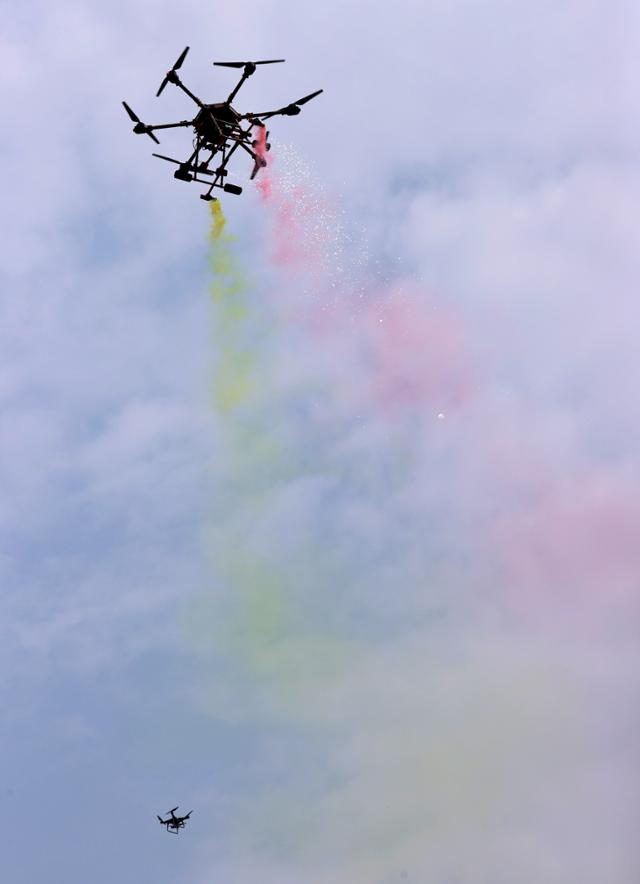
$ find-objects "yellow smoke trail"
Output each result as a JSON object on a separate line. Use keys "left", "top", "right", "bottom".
{"left": 203, "top": 201, "right": 301, "bottom": 694}
{"left": 208, "top": 200, "right": 255, "bottom": 413}
{"left": 189, "top": 201, "right": 357, "bottom": 719}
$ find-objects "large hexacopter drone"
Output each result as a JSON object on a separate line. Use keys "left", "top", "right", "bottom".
{"left": 122, "top": 47, "right": 322, "bottom": 201}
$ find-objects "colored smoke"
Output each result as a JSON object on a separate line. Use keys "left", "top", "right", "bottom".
{"left": 192, "top": 152, "right": 640, "bottom": 884}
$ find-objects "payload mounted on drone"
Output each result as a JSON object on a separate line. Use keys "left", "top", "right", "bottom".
{"left": 122, "top": 47, "right": 323, "bottom": 200}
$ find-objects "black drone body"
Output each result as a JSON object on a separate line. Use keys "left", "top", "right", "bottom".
{"left": 123, "top": 48, "right": 322, "bottom": 200}
{"left": 157, "top": 806, "right": 192, "bottom": 834}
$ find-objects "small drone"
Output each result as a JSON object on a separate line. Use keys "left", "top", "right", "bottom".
{"left": 123, "top": 47, "right": 322, "bottom": 200}
{"left": 157, "top": 806, "right": 192, "bottom": 834}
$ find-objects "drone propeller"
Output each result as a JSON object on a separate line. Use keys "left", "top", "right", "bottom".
{"left": 214, "top": 59, "right": 285, "bottom": 68}
{"left": 167, "top": 806, "right": 179, "bottom": 815}
{"left": 184, "top": 810, "right": 193, "bottom": 818}
{"left": 152, "top": 153, "right": 180, "bottom": 165}
{"left": 251, "top": 89, "right": 323, "bottom": 120}
{"left": 122, "top": 101, "right": 160, "bottom": 143}
{"left": 122, "top": 101, "right": 139, "bottom": 123}
{"left": 157, "top": 46, "right": 190, "bottom": 97}
{"left": 293, "top": 89, "right": 323, "bottom": 107}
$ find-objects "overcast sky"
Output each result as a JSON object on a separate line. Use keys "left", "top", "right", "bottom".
{"left": 2, "top": 2, "right": 639, "bottom": 882}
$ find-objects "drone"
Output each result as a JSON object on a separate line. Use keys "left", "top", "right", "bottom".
{"left": 123, "top": 47, "right": 322, "bottom": 200}
{"left": 157, "top": 806, "right": 193, "bottom": 834}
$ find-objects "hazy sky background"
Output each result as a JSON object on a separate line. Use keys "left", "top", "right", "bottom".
{"left": 2, "top": 2, "right": 639, "bottom": 882}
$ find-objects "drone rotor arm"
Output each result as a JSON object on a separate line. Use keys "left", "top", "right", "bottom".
{"left": 147, "top": 119, "right": 193, "bottom": 131}
{"left": 226, "top": 70, "right": 252, "bottom": 105}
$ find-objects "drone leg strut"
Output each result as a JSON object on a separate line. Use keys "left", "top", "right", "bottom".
{"left": 198, "top": 138, "right": 243, "bottom": 200}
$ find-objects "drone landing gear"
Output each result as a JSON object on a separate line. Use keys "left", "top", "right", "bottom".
{"left": 200, "top": 194, "right": 217, "bottom": 202}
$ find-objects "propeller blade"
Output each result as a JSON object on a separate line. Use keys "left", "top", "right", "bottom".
{"left": 157, "top": 47, "right": 189, "bottom": 97}
{"left": 247, "top": 90, "right": 322, "bottom": 121}
{"left": 173, "top": 46, "right": 189, "bottom": 71}
{"left": 167, "top": 806, "right": 179, "bottom": 814}
{"left": 125, "top": 103, "right": 160, "bottom": 143}
{"left": 184, "top": 810, "right": 193, "bottom": 818}
{"left": 214, "top": 59, "right": 285, "bottom": 68}
{"left": 293, "top": 88, "right": 323, "bottom": 106}
{"left": 122, "top": 101, "right": 140, "bottom": 123}
{"left": 152, "top": 153, "right": 181, "bottom": 165}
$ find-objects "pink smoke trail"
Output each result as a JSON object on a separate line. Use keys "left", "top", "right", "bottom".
{"left": 254, "top": 147, "right": 472, "bottom": 418}
{"left": 251, "top": 147, "right": 640, "bottom": 639}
